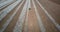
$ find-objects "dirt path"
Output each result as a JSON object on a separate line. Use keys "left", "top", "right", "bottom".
{"left": 22, "top": 9, "right": 40, "bottom": 32}
{"left": 27, "top": 9, "right": 40, "bottom": 32}
{"left": 22, "top": 0, "right": 40, "bottom": 32}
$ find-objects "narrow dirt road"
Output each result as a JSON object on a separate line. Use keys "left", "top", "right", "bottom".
{"left": 22, "top": 0, "right": 40, "bottom": 32}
